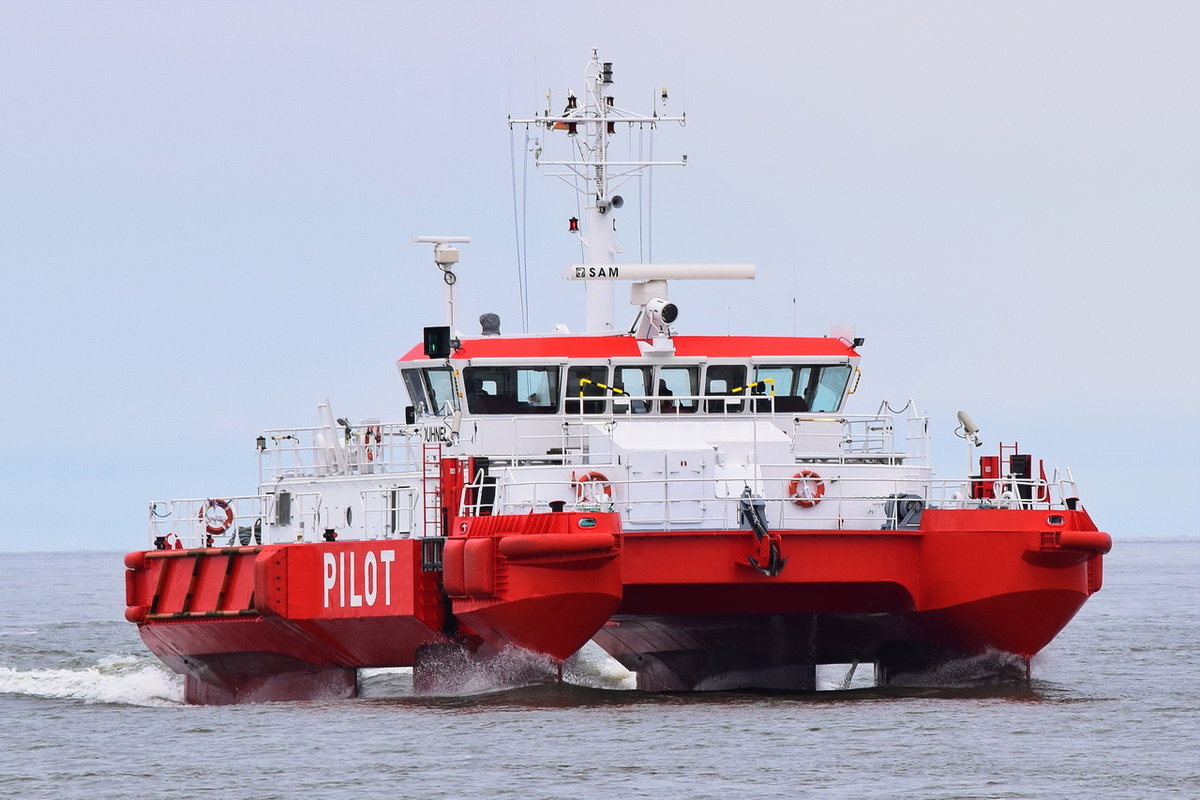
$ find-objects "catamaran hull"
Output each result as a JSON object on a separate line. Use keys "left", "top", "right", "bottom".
{"left": 124, "top": 506, "right": 1108, "bottom": 701}
{"left": 593, "top": 509, "right": 1108, "bottom": 690}
{"left": 124, "top": 539, "right": 449, "bottom": 704}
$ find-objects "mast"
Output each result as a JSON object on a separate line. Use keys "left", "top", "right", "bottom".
{"left": 510, "top": 50, "right": 686, "bottom": 332}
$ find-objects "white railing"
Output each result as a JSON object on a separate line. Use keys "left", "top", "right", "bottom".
{"left": 359, "top": 486, "right": 420, "bottom": 540}
{"left": 258, "top": 422, "right": 427, "bottom": 481}
{"left": 927, "top": 473, "right": 1080, "bottom": 510}
{"left": 148, "top": 495, "right": 274, "bottom": 549}
{"left": 146, "top": 465, "right": 1079, "bottom": 549}
{"left": 147, "top": 487, "right": 424, "bottom": 549}
{"left": 472, "top": 402, "right": 933, "bottom": 468}
{"left": 457, "top": 467, "right": 1076, "bottom": 532}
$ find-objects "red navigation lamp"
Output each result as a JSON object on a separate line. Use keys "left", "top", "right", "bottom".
{"left": 568, "top": 217, "right": 579, "bottom": 232}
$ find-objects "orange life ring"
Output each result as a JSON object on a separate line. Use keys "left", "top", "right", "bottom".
{"left": 199, "top": 498, "right": 234, "bottom": 534}
{"left": 787, "top": 470, "right": 825, "bottom": 508}
{"left": 364, "top": 425, "right": 382, "bottom": 461}
{"left": 574, "top": 471, "right": 613, "bottom": 500}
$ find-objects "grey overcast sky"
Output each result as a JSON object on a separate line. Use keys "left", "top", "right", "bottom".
{"left": 1, "top": 1, "right": 1196, "bottom": 551}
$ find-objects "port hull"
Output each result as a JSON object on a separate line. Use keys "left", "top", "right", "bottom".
{"left": 124, "top": 539, "right": 448, "bottom": 703}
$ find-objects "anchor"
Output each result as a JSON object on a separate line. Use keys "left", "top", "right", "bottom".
{"left": 738, "top": 486, "right": 787, "bottom": 577}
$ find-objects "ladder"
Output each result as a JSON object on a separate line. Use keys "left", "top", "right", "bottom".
{"left": 999, "top": 441, "right": 1021, "bottom": 474}
{"left": 422, "top": 442, "right": 443, "bottom": 538}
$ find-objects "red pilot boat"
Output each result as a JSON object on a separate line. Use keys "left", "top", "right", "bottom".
{"left": 124, "top": 52, "right": 1110, "bottom": 704}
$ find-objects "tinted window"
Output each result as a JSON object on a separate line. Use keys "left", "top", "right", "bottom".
{"left": 752, "top": 364, "right": 852, "bottom": 413}
{"left": 614, "top": 366, "right": 652, "bottom": 413}
{"left": 705, "top": 364, "right": 746, "bottom": 413}
{"left": 658, "top": 366, "right": 698, "bottom": 414}
{"left": 565, "top": 366, "right": 608, "bottom": 414}
{"left": 811, "top": 365, "right": 852, "bottom": 412}
{"left": 402, "top": 369, "right": 429, "bottom": 415}
{"left": 464, "top": 366, "right": 561, "bottom": 414}
{"left": 423, "top": 368, "right": 458, "bottom": 416}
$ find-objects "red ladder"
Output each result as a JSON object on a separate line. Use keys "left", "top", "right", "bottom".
{"left": 422, "top": 442, "right": 443, "bottom": 538}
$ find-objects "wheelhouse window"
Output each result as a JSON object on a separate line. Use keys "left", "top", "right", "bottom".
{"left": 464, "top": 366, "right": 560, "bottom": 415}
{"left": 704, "top": 364, "right": 747, "bottom": 413}
{"left": 811, "top": 365, "right": 852, "bottom": 412}
{"left": 752, "top": 364, "right": 852, "bottom": 413}
{"left": 401, "top": 369, "right": 429, "bottom": 416}
{"left": 614, "top": 365, "right": 652, "bottom": 413}
{"left": 423, "top": 368, "right": 459, "bottom": 416}
{"left": 658, "top": 366, "right": 698, "bottom": 414}
{"left": 565, "top": 365, "right": 608, "bottom": 414}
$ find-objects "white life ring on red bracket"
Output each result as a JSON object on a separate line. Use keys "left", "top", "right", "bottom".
{"left": 199, "top": 498, "right": 234, "bottom": 535}
{"left": 787, "top": 470, "right": 825, "bottom": 508}
{"left": 574, "top": 471, "right": 613, "bottom": 500}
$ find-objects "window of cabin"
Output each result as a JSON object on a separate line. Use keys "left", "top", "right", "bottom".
{"left": 752, "top": 364, "right": 852, "bottom": 413}
{"left": 402, "top": 369, "right": 429, "bottom": 416}
{"left": 811, "top": 365, "right": 852, "bottom": 412}
{"left": 704, "top": 364, "right": 746, "bottom": 413}
{"left": 658, "top": 366, "right": 698, "bottom": 414}
{"left": 613, "top": 365, "right": 652, "bottom": 413}
{"left": 752, "top": 365, "right": 809, "bottom": 412}
{"left": 422, "top": 368, "right": 459, "bottom": 416}
{"left": 565, "top": 365, "right": 608, "bottom": 414}
{"left": 464, "top": 366, "right": 560, "bottom": 414}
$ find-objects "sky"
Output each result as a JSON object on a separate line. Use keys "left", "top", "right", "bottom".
{"left": 1, "top": 0, "right": 1196, "bottom": 551}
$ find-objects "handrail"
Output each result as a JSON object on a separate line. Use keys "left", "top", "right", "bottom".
{"left": 148, "top": 494, "right": 274, "bottom": 550}
{"left": 457, "top": 469, "right": 1076, "bottom": 532}
{"left": 258, "top": 421, "right": 427, "bottom": 481}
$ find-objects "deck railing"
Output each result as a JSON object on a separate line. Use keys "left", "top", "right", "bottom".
{"left": 146, "top": 464, "right": 1078, "bottom": 549}
{"left": 257, "top": 421, "right": 426, "bottom": 481}
{"left": 457, "top": 470, "right": 1076, "bottom": 532}
{"left": 249, "top": 397, "right": 930, "bottom": 477}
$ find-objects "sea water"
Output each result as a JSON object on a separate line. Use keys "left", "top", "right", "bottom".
{"left": 1, "top": 540, "right": 1196, "bottom": 799}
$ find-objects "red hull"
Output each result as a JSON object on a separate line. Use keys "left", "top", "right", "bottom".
{"left": 124, "top": 539, "right": 448, "bottom": 703}
{"left": 443, "top": 513, "right": 623, "bottom": 659}
{"left": 592, "top": 508, "right": 1107, "bottom": 689}
{"left": 125, "top": 506, "right": 1109, "bottom": 701}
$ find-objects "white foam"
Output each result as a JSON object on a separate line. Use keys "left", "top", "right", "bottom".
{"left": 357, "top": 666, "right": 414, "bottom": 697}
{"left": 437, "top": 646, "right": 560, "bottom": 696}
{"left": 0, "top": 655, "right": 183, "bottom": 706}
{"left": 563, "top": 640, "right": 637, "bottom": 690}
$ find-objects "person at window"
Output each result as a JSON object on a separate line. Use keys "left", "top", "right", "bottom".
{"left": 658, "top": 379, "right": 674, "bottom": 413}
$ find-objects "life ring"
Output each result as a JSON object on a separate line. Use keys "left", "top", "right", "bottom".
{"left": 574, "top": 471, "right": 613, "bottom": 500}
{"left": 787, "top": 470, "right": 825, "bottom": 508}
{"left": 363, "top": 425, "right": 382, "bottom": 461}
{"left": 997, "top": 490, "right": 1020, "bottom": 509}
{"left": 199, "top": 498, "right": 234, "bottom": 535}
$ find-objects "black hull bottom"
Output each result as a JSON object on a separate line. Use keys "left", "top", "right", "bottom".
{"left": 593, "top": 613, "right": 1027, "bottom": 691}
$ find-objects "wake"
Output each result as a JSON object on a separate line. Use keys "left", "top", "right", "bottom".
{"left": 0, "top": 655, "right": 183, "bottom": 706}
{"left": 360, "top": 641, "right": 636, "bottom": 698}
{"left": 884, "top": 649, "right": 1031, "bottom": 688}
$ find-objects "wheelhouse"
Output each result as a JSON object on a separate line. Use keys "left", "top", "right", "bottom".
{"left": 397, "top": 335, "right": 861, "bottom": 420}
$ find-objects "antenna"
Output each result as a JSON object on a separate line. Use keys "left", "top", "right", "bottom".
{"left": 414, "top": 236, "right": 471, "bottom": 330}
{"left": 510, "top": 52, "right": 686, "bottom": 332}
